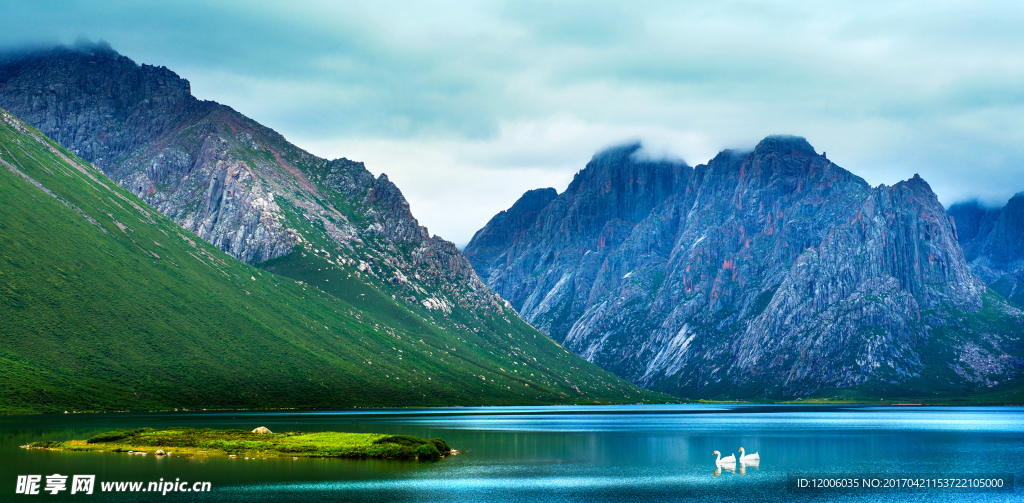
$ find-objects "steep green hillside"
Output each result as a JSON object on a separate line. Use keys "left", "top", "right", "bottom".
{"left": 0, "top": 108, "right": 662, "bottom": 414}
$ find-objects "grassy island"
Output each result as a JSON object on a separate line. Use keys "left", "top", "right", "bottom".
{"left": 24, "top": 427, "right": 453, "bottom": 460}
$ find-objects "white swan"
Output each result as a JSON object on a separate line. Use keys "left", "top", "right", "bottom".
{"left": 738, "top": 447, "right": 760, "bottom": 463}
{"left": 713, "top": 450, "right": 736, "bottom": 465}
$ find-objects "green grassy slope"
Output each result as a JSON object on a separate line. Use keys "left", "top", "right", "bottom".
{"left": 0, "top": 108, "right": 665, "bottom": 414}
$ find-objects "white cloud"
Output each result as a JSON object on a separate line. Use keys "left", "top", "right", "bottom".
{"left": 296, "top": 116, "right": 715, "bottom": 246}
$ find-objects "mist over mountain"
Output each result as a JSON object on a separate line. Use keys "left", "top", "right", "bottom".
{"left": 949, "top": 194, "right": 1024, "bottom": 308}
{"left": 466, "top": 137, "right": 1024, "bottom": 400}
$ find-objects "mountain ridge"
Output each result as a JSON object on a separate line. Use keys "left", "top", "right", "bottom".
{"left": 0, "top": 43, "right": 536, "bottom": 334}
{"left": 0, "top": 43, "right": 666, "bottom": 412}
{"left": 466, "top": 136, "right": 1023, "bottom": 399}
{"left": 0, "top": 105, "right": 661, "bottom": 413}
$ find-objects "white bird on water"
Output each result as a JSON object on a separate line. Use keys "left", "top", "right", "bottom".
{"left": 713, "top": 450, "right": 736, "bottom": 465}
{"left": 738, "top": 447, "right": 760, "bottom": 463}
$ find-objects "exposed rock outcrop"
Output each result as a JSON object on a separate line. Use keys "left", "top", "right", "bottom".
{"left": 0, "top": 41, "right": 497, "bottom": 313}
{"left": 467, "top": 136, "right": 1020, "bottom": 398}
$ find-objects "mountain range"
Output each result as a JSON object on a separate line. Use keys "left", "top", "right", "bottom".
{"left": 465, "top": 139, "right": 1024, "bottom": 401}
{"left": 3, "top": 41, "right": 1022, "bottom": 408}
{"left": 0, "top": 42, "right": 659, "bottom": 413}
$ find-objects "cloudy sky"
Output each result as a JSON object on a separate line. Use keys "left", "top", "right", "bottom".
{"left": 4, "top": 1, "right": 1024, "bottom": 246}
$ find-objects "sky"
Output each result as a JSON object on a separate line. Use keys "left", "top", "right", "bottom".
{"left": 4, "top": 1, "right": 1024, "bottom": 247}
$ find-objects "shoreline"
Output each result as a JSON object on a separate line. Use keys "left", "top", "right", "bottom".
{"left": 7, "top": 399, "right": 1024, "bottom": 416}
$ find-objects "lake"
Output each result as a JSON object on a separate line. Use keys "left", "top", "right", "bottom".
{"left": 2, "top": 405, "right": 1021, "bottom": 502}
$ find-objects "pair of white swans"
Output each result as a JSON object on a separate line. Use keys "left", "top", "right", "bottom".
{"left": 713, "top": 447, "right": 759, "bottom": 466}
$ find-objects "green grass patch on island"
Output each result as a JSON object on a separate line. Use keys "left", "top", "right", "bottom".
{"left": 25, "top": 427, "right": 452, "bottom": 461}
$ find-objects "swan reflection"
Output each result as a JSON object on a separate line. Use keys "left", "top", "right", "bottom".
{"left": 713, "top": 464, "right": 736, "bottom": 477}
{"left": 738, "top": 459, "right": 759, "bottom": 475}
{"left": 712, "top": 457, "right": 758, "bottom": 477}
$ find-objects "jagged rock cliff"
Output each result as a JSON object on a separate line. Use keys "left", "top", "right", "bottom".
{"left": 0, "top": 41, "right": 497, "bottom": 313}
{"left": 467, "top": 137, "right": 1023, "bottom": 398}
{"left": 465, "top": 187, "right": 557, "bottom": 282}
{"left": 949, "top": 194, "right": 1024, "bottom": 307}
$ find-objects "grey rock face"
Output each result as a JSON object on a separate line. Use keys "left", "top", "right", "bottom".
{"left": 465, "top": 187, "right": 557, "bottom": 282}
{"left": 0, "top": 41, "right": 199, "bottom": 167}
{"left": 0, "top": 44, "right": 290, "bottom": 263}
{"left": 0, "top": 43, "right": 496, "bottom": 311}
{"left": 949, "top": 193, "right": 1024, "bottom": 306}
{"left": 467, "top": 136, "right": 1016, "bottom": 398}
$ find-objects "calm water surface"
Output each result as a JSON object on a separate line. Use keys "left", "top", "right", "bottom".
{"left": 1, "top": 405, "right": 1021, "bottom": 502}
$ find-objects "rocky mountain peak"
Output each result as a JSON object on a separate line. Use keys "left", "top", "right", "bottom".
{"left": 514, "top": 187, "right": 559, "bottom": 211}
{"left": 752, "top": 134, "right": 817, "bottom": 157}
{"left": 466, "top": 136, "right": 1012, "bottom": 399}
{"left": 593, "top": 141, "right": 643, "bottom": 162}
{"left": 566, "top": 142, "right": 688, "bottom": 192}
{"left": 69, "top": 38, "right": 117, "bottom": 55}
{"left": 364, "top": 172, "right": 430, "bottom": 243}
{"left": 1005, "top": 192, "right": 1024, "bottom": 211}
{"left": 0, "top": 43, "right": 201, "bottom": 167}
{"left": 557, "top": 142, "right": 691, "bottom": 232}
{"left": 902, "top": 172, "right": 931, "bottom": 189}
{"left": 465, "top": 187, "right": 558, "bottom": 281}
{"left": 982, "top": 192, "right": 1024, "bottom": 264}
{"left": 950, "top": 193, "right": 1024, "bottom": 264}
{"left": 0, "top": 43, "right": 504, "bottom": 314}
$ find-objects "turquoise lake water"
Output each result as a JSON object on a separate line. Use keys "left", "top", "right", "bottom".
{"left": 1, "top": 405, "right": 1021, "bottom": 502}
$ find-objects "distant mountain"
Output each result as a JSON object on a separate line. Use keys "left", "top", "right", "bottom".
{"left": 466, "top": 137, "right": 1024, "bottom": 401}
{"left": 948, "top": 194, "right": 1024, "bottom": 307}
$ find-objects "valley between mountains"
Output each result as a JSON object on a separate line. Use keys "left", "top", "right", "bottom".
{"left": 1, "top": 42, "right": 1022, "bottom": 411}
